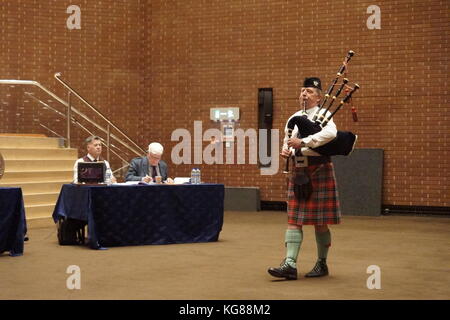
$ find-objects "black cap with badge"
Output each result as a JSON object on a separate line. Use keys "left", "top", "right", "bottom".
{"left": 303, "top": 77, "right": 322, "bottom": 90}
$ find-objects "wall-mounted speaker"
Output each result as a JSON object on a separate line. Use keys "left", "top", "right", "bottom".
{"left": 258, "top": 88, "right": 273, "bottom": 167}
{"left": 258, "top": 88, "right": 273, "bottom": 126}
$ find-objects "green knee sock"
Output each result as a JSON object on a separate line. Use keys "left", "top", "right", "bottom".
{"left": 315, "top": 230, "right": 331, "bottom": 260}
{"left": 285, "top": 229, "right": 303, "bottom": 268}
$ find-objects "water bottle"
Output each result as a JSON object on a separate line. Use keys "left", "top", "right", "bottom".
{"left": 191, "top": 168, "right": 196, "bottom": 184}
{"left": 197, "top": 168, "right": 201, "bottom": 184}
{"left": 105, "top": 170, "right": 112, "bottom": 186}
{"left": 194, "top": 168, "right": 200, "bottom": 184}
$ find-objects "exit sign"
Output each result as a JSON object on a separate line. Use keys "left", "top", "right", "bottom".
{"left": 210, "top": 107, "right": 240, "bottom": 121}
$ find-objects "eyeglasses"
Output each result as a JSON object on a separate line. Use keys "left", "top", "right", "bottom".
{"left": 149, "top": 153, "right": 161, "bottom": 160}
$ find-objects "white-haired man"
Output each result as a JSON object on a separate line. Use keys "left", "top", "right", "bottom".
{"left": 125, "top": 142, "right": 173, "bottom": 183}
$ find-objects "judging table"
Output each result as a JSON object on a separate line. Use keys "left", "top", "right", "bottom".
{"left": 52, "top": 183, "right": 225, "bottom": 249}
{"left": 0, "top": 187, "right": 27, "bottom": 256}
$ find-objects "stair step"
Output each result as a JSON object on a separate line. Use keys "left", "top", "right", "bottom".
{"left": 0, "top": 135, "right": 77, "bottom": 220}
{"left": 0, "top": 148, "right": 78, "bottom": 160}
{"left": 25, "top": 203, "right": 56, "bottom": 219}
{"left": 0, "top": 181, "right": 69, "bottom": 194}
{"left": 0, "top": 135, "right": 64, "bottom": 148}
{"left": 0, "top": 170, "right": 73, "bottom": 183}
{"left": 2, "top": 159, "right": 75, "bottom": 171}
{"left": 23, "top": 192, "right": 60, "bottom": 206}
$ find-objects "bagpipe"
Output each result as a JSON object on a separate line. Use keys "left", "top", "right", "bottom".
{"left": 284, "top": 50, "right": 360, "bottom": 173}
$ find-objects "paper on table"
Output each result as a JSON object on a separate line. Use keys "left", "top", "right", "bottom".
{"left": 114, "top": 181, "right": 140, "bottom": 185}
{"left": 174, "top": 177, "right": 190, "bottom": 184}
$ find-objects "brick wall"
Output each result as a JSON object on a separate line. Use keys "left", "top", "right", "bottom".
{"left": 1, "top": 0, "right": 449, "bottom": 207}
{"left": 146, "top": 0, "right": 449, "bottom": 207}
{"left": 0, "top": 0, "right": 148, "bottom": 167}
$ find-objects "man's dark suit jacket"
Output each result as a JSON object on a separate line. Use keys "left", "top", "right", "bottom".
{"left": 125, "top": 156, "right": 168, "bottom": 181}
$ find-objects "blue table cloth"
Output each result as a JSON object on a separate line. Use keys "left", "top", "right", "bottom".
{"left": 0, "top": 187, "right": 27, "bottom": 256}
{"left": 52, "top": 184, "right": 224, "bottom": 249}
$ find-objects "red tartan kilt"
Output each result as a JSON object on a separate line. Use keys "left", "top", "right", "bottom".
{"left": 287, "top": 162, "right": 341, "bottom": 226}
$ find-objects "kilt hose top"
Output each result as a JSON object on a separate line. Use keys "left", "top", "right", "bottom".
{"left": 287, "top": 161, "right": 341, "bottom": 226}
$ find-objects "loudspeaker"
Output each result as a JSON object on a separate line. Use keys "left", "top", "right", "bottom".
{"left": 258, "top": 88, "right": 273, "bottom": 125}
{"left": 258, "top": 88, "right": 273, "bottom": 167}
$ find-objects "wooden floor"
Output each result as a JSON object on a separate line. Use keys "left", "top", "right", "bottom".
{"left": 1, "top": 211, "right": 449, "bottom": 300}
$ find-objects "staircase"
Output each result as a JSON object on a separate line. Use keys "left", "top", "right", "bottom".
{"left": 0, "top": 135, "right": 78, "bottom": 219}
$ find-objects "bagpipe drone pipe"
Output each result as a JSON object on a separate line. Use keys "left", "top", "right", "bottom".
{"left": 284, "top": 51, "right": 360, "bottom": 173}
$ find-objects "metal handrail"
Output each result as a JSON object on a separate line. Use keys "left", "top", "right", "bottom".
{"left": 24, "top": 91, "right": 143, "bottom": 156}
{"left": 0, "top": 78, "right": 145, "bottom": 176}
{"left": 25, "top": 93, "right": 132, "bottom": 172}
{"left": 53, "top": 73, "right": 146, "bottom": 155}
{"left": 0, "top": 78, "right": 144, "bottom": 153}
{"left": 0, "top": 79, "right": 68, "bottom": 106}
{"left": 39, "top": 123, "right": 65, "bottom": 140}
{"left": 38, "top": 124, "right": 129, "bottom": 175}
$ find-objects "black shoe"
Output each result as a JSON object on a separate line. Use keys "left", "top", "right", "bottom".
{"left": 305, "top": 259, "right": 329, "bottom": 277}
{"left": 268, "top": 259, "right": 298, "bottom": 280}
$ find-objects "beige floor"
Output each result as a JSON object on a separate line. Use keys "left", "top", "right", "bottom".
{"left": 1, "top": 211, "right": 449, "bottom": 300}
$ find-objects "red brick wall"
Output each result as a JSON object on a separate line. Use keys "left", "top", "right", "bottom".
{"left": 0, "top": 0, "right": 149, "bottom": 166}
{"left": 146, "top": 0, "right": 449, "bottom": 207}
{"left": 1, "top": 0, "right": 449, "bottom": 207}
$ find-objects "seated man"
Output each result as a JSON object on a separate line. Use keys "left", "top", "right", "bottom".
{"left": 126, "top": 142, "right": 173, "bottom": 183}
{"left": 73, "top": 135, "right": 116, "bottom": 184}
